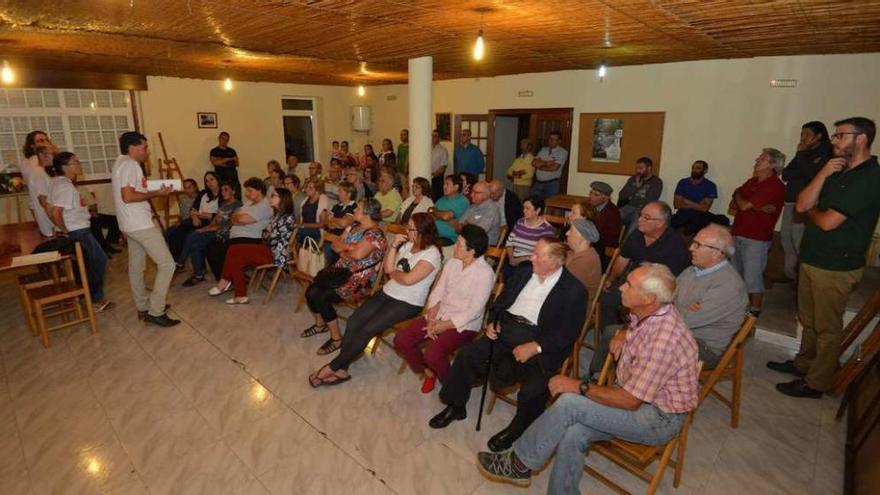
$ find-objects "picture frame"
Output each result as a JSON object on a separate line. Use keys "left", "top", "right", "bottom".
{"left": 197, "top": 112, "right": 218, "bottom": 129}
{"left": 577, "top": 112, "right": 665, "bottom": 176}
{"left": 435, "top": 113, "right": 452, "bottom": 141}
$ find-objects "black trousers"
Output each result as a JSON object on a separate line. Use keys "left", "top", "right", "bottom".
{"left": 431, "top": 174, "right": 444, "bottom": 201}
{"left": 90, "top": 214, "right": 120, "bottom": 249}
{"left": 165, "top": 219, "right": 195, "bottom": 260}
{"left": 305, "top": 284, "right": 344, "bottom": 322}
{"left": 599, "top": 277, "right": 625, "bottom": 330}
{"left": 329, "top": 291, "right": 421, "bottom": 371}
{"left": 439, "top": 319, "right": 556, "bottom": 435}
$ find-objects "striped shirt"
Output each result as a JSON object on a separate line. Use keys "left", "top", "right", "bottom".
{"left": 617, "top": 304, "right": 699, "bottom": 414}
{"left": 505, "top": 218, "right": 557, "bottom": 258}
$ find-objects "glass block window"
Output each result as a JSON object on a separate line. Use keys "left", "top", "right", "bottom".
{"left": 0, "top": 88, "right": 134, "bottom": 177}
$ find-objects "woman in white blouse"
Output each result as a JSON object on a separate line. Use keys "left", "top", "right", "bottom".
{"left": 397, "top": 176, "right": 435, "bottom": 225}
{"left": 48, "top": 152, "right": 114, "bottom": 312}
{"left": 394, "top": 224, "right": 495, "bottom": 393}
{"left": 308, "top": 212, "right": 442, "bottom": 387}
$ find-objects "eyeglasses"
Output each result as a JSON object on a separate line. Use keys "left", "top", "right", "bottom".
{"left": 831, "top": 132, "right": 862, "bottom": 140}
{"left": 638, "top": 214, "right": 661, "bottom": 221}
{"left": 691, "top": 240, "right": 722, "bottom": 252}
{"left": 406, "top": 227, "right": 418, "bottom": 232}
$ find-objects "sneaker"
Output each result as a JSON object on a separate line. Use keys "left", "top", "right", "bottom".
{"left": 476, "top": 450, "right": 532, "bottom": 488}
{"left": 183, "top": 275, "right": 206, "bottom": 287}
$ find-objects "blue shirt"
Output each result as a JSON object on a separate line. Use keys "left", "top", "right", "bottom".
{"left": 454, "top": 143, "right": 485, "bottom": 175}
{"left": 674, "top": 177, "right": 718, "bottom": 205}
{"left": 434, "top": 193, "right": 470, "bottom": 241}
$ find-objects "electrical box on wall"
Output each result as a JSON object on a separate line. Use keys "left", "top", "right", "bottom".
{"left": 351, "top": 105, "right": 372, "bottom": 132}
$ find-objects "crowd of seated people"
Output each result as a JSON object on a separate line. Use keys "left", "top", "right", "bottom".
{"left": 18, "top": 115, "right": 877, "bottom": 495}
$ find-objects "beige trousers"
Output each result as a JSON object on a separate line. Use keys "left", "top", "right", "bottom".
{"left": 125, "top": 226, "right": 176, "bottom": 317}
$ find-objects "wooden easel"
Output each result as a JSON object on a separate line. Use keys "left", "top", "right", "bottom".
{"left": 149, "top": 132, "right": 186, "bottom": 231}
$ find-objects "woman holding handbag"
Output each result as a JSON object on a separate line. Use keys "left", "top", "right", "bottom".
{"left": 301, "top": 198, "right": 387, "bottom": 355}
{"left": 308, "top": 212, "right": 442, "bottom": 387}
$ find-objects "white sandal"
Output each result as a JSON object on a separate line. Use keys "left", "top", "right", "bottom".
{"left": 225, "top": 296, "right": 249, "bottom": 305}
{"left": 208, "top": 280, "right": 232, "bottom": 296}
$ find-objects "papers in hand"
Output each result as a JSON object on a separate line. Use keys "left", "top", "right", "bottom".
{"left": 146, "top": 179, "right": 182, "bottom": 192}
{"left": 11, "top": 251, "right": 61, "bottom": 267}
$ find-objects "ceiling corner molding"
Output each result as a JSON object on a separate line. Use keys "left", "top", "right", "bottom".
{"left": 3, "top": 68, "right": 148, "bottom": 90}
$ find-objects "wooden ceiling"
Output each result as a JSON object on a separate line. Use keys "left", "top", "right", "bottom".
{"left": 1, "top": 0, "right": 879, "bottom": 86}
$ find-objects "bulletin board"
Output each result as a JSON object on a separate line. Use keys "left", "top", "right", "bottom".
{"left": 577, "top": 112, "right": 665, "bottom": 176}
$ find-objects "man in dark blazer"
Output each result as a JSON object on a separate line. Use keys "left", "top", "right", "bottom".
{"left": 490, "top": 179, "right": 523, "bottom": 236}
{"left": 429, "top": 237, "right": 587, "bottom": 452}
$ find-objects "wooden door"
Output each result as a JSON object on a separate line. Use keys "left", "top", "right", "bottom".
{"left": 454, "top": 114, "right": 489, "bottom": 174}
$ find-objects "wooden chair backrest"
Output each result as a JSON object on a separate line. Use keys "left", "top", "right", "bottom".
{"left": 484, "top": 246, "right": 507, "bottom": 281}
{"left": 496, "top": 225, "right": 509, "bottom": 248}
{"left": 385, "top": 222, "right": 407, "bottom": 236}
{"left": 840, "top": 287, "right": 880, "bottom": 354}
{"left": 545, "top": 214, "right": 566, "bottom": 227}
{"left": 699, "top": 315, "right": 757, "bottom": 405}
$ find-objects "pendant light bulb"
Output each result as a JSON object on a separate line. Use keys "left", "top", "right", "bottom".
{"left": 1, "top": 61, "right": 14, "bottom": 84}
{"left": 473, "top": 29, "right": 485, "bottom": 61}
{"left": 598, "top": 62, "right": 607, "bottom": 80}
{"left": 357, "top": 84, "right": 366, "bottom": 97}
{"left": 223, "top": 77, "right": 233, "bottom": 92}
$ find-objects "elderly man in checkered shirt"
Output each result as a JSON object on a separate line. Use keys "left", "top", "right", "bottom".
{"left": 476, "top": 262, "right": 700, "bottom": 493}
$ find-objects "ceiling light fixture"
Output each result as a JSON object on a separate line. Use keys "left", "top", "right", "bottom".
{"left": 473, "top": 11, "right": 486, "bottom": 61}
{"left": 598, "top": 61, "right": 607, "bottom": 81}
{"left": 1, "top": 61, "right": 14, "bottom": 84}
{"left": 357, "top": 84, "right": 366, "bottom": 97}
{"left": 223, "top": 77, "right": 233, "bottom": 92}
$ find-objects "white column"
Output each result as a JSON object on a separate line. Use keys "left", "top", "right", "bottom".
{"left": 408, "top": 56, "right": 433, "bottom": 182}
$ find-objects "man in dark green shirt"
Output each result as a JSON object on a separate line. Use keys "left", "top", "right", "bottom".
{"left": 768, "top": 117, "right": 880, "bottom": 398}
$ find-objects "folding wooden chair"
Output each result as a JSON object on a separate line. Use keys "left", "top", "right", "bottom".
{"left": 385, "top": 222, "right": 407, "bottom": 236}
{"left": 25, "top": 242, "right": 97, "bottom": 347}
{"left": 579, "top": 247, "right": 620, "bottom": 353}
{"left": 496, "top": 225, "right": 509, "bottom": 248}
{"left": 484, "top": 245, "right": 507, "bottom": 281}
{"left": 698, "top": 314, "right": 757, "bottom": 428}
{"left": 250, "top": 228, "right": 298, "bottom": 304}
{"left": 17, "top": 261, "right": 72, "bottom": 336}
{"left": 582, "top": 355, "right": 704, "bottom": 495}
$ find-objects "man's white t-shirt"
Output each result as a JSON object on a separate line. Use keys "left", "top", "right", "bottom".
{"left": 26, "top": 165, "right": 55, "bottom": 237}
{"left": 111, "top": 155, "right": 154, "bottom": 233}
{"left": 382, "top": 243, "right": 442, "bottom": 306}
{"left": 50, "top": 176, "right": 91, "bottom": 232}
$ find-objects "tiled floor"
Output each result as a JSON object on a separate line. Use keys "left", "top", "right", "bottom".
{"left": 0, "top": 253, "right": 846, "bottom": 494}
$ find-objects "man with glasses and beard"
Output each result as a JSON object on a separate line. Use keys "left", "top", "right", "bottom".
{"left": 670, "top": 160, "right": 722, "bottom": 235}
{"left": 768, "top": 117, "right": 880, "bottom": 399}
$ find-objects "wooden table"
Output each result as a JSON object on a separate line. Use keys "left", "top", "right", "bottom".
{"left": 545, "top": 194, "right": 588, "bottom": 218}
{"left": 0, "top": 221, "right": 45, "bottom": 270}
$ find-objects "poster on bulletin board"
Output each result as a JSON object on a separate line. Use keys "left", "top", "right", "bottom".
{"left": 577, "top": 112, "right": 665, "bottom": 176}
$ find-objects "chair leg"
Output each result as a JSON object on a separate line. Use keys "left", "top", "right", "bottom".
{"left": 264, "top": 269, "right": 282, "bottom": 304}
{"left": 646, "top": 438, "right": 677, "bottom": 495}
{"left": 36, "top": 303, "right": 50, "bottom": 348}
{"left": 295, "top": 281, "right": 309, "bottom": 312}
{"left": 370, "top": 336, "right": 381, "bottom": 355}
{"left": 397, "top": 360, "right": 408, "bottom": 375}
{"left": 673, "top": 422, "right": 691, "bottom": 487}
{"left": 732, "top": 349, "right": 744, "bottom": 428}
{"left": 486, "top": 391, "right": 497, "bottom": 415}
{"left": 84, "top": 296, "right": 98, "bottom": 335}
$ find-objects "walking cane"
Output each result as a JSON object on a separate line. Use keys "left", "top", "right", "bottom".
{"left": 475, "top": 317, "right": 500, "bottom": 431}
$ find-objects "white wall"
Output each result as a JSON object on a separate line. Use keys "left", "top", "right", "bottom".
{"left": 363, "top": 53, "right": 880, "bottom": 213}
{"left": 493, "top": 116, "right": 519, "bottom": 191}
{"left": 138, "top": 76, "right": 365, "bottom": 182}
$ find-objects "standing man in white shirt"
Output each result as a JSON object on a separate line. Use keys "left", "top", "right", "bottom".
{"left": 530, "top": 131, "right": 568, "bottom": 200}
{"left": 111, "top": 132, "right": 179, "bottom": 327}
{"left": 431, "top": 129, "right": 450, "bottom": 200}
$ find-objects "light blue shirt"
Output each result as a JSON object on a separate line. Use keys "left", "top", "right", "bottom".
{"left": 693, "top": 259, "right": 729, "bottom": 278}
{"left": 535, "top": 146, "right": 569, "bottom": 181}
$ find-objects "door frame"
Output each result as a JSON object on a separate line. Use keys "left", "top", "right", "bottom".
{"left": 487, "top": 107, "right": 573, "bottom": 193}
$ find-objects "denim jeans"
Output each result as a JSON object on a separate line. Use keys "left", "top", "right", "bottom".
{"left": 178, "top": 230, "right": 217, "bottom": 277}
{"left": 731, "top": 236, "right": 770, "bottom": 294}
{"left": 513, "top": 393, "right": 686, "bottom": 495}
{"left": 68, "top": 228, "right": 107, "bottom": 302}
{"left": 529, "top": 179, "right": 560, "bottom": 200}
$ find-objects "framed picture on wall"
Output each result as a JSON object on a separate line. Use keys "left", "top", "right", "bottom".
{"left": 197, "top": 112, "right": 218, "bottom": 129}
{"left": 577, "top": 112, "right": 665, "bottom": 176}
{"left": 435, "top": 113, "right": 452, "bottom": 141}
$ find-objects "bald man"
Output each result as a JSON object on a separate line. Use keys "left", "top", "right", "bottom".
{"left": 489, "top": 179, "right": 523, "bottom": 232}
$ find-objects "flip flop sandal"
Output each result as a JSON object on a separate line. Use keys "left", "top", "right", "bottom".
{"left": 308, "top": 365, "right": 352, "bottom": 388}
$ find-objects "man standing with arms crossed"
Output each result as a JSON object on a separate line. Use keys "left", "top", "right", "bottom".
{"left": 769, "top": 117, "right": 880, "bottom": 398}
{"left": 112, "top": 132, "right": 180, "bottom": 327}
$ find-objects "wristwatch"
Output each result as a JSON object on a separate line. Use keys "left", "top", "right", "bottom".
{"left": 579, "top": 380, "right": 590, "bottom": 397}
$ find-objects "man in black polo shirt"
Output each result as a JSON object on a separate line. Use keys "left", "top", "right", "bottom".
{"left": 591, "top": 201, "right": 690, "bottom": 372}
{"left": 768, "top": 117, "right": 880, "bottom": 398}
{"left": 209, "top": 131, "right": 239, "bottom": 189}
